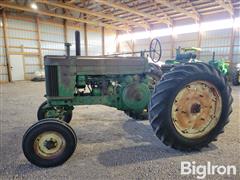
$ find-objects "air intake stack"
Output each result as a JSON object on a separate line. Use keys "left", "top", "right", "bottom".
{"left": 75, "top": 31, "right": 81, "bottom": 56}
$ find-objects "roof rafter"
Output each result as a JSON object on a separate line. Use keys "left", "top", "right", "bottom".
{"left": 152, "top": 0, "right": 173, "bottom": 26}
{"left": 155, "top": 0, "right": 200, "bottom": 22}
{"left": 0, "top": 1, "right": 128, "bottom": 31}
{"left": 185, "top": 0, "right": 200, "bottom": 18}
{"left": 36, "top": 0, "right": 150, "bottom": 29}
{"left": 93, "top": 0, "right": 172, "bottom": 26}
{"left": 215, "top": 0, "right": 234, "bottom": 17}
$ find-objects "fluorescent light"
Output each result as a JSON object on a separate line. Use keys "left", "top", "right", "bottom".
{"left": 31, "top": 3, "right": 38, "bottom": 10}
{"left": 234, "top": 17, "right": 240, "bottom": 28}
{"left": 118, "top": 17, "right": 239, "bottom": 42}
{"left": 117, "top": 33, "right": 133, "bottom": 42}
{"left": 173, "top": 24, "right": 199, "bottom": 35}
{"left": 132, "top": 31, "right": 151, "bottom": 40}
{"left": 151, "top": 28, "right": 172, "bottom": 37}
{"left": 118, "top": 31, "right": 151, "bottom": 42}
{"left": 200, "top": 19, "right": 233, "bottom": 32}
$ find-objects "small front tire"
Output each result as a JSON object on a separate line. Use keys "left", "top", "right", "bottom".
{"left": 22, "top": 119, "right": 77, "bottom": 167}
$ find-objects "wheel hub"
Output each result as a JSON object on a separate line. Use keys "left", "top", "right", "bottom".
{"left": 34, "top": 131, "right": 66, "bottom": 159}
{"left": 44, "top": 139, "right": 57, "bottom": 150}
{"left": 191, "top": 103, "right": 201, "bottom": 114}
{"left": 171, "top": 81, "right": 222, "bottom": 139}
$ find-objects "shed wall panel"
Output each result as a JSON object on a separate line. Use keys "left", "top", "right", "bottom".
{"left": 87, "top": 30, "right": 102, "bottom": 56}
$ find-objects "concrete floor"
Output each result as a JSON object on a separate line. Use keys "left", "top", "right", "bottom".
{"left": 0, "top": 81, "right": 239, "bottom": 180}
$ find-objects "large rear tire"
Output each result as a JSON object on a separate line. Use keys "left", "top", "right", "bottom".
{"left": 232, "top": 68, "right": 240, "bottom": 86}
{"left": 22, "top": 119, "right": 77, "bottom": 167}
{"left": 149, "top": 63, "right": 232, "bottom": 151}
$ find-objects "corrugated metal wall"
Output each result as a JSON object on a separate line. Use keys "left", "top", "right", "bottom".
{"left": 7, "top": 18, "right": 40, "bottom": 80}
{"left": 120, "top": 29, "right": 240, "bottom": 65}
{"left": 87, "top": 27, "right": 102, "bottom": 56}
{"left": 40, "top": 22, "right": 65, "bottom": 58}
{"left": 0, "top": 15, "right": 117, "bottom": 82}
{"left": 159, "top": 36, "right": 172, "bottom": 61}
{"left": 233, "top": 27, "right": 240, "bottom": 64}
{"left": 200, "top": 29, "right": 231, "bottom": 62}
{"left": 105, "top": 29, "right": 117, "bottom": 55}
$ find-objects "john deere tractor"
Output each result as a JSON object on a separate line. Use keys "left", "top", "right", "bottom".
{"left": 161, "top": 47, "right": 230, "bottom": 77}
{"left": 22, "top": 32, "right": 232, "bottom": 167}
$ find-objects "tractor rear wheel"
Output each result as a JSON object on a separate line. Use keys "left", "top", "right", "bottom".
{"left": 232, "top": 68, "right": 240, "bottom": 86}
{"left": 22, "top": 119, "right": 77, "bottom": 167}
{"left": 37, "top": 101, "right": 73, "bottom": 123}
{"left": 149, "top": 63, "right": 232, "bottom": 151}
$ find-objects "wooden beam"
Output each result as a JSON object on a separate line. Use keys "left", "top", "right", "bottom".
{"left": 84, "top": 23, "right": 88, "bottom": 56}
{"left": 94, "top": 0, "right": 171, "bottom": 26}
{"left": 2, "top": 10, "right": 12, "bottom": 82}
{"left": 99, "top": 0, "right": 239, "bottom": 24}
{"left": 116, "top": 31, "right": 120, "bottom": 53}
{"left": 36, "top": 16, "right": 43, "bottom": 69}
{"left": 229, "top": 27, "right": 235, "bottom": 67}
{"left": 155, "top": 0, "right": 200, "bottom": 22}
{"left": 64, "top": 19, "right": 68, "bottom": 43}
{"left": 171, "top": 34, "right": 175, "bottom": 59}
{"left": 126, "top": 40, "right": 134, "bottom": 54}
{"left": 197, "top": 29, "right": 202, "bottom": 59}
{"left": 0, "top": 2, "right": 127, "bottom": 31}
{"left": 152, "top": 0, "right": 173, "bottom": 26}
{"left": 215, "top": 0, "right": 234, "bottom": 17}
{"left": 20, "top": 45, "right": 26, "bottom": 80}
{"left": 186, "top": 0, "right": 201, "bottom": 19}
{"left": 36, "top": 0, "right": 149, "bottom": 29}
{"left": 101, "top": 27, "right": 105, "bottom": 55}
{"left": 131, "top": 40, "right": 134, "bottom": 56}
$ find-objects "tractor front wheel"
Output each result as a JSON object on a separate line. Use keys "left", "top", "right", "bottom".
{"left": 37, "top": 101, "right": 73, "bottom": 123}
{"left": 149, "top": 63, "right": 232, "bottom": 151}
{"left": 22, "top": 119, "right": 77, "bottom": 167}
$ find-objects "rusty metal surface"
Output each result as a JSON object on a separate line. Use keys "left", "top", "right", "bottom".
{"left": 44, "top": 56, "right": 148, "bottom": 75}
{"left": 171, "top": 81, "right": 222, "bottom": 139}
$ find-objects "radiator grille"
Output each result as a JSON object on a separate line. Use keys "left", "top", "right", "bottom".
{"left": 45, "top": 65, "right": 59, "bottom": 96}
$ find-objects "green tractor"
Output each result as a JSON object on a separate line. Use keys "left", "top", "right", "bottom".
{"left": 161, "top": 47, "right": 230, "bottom": 77}
{"left": 22, "top": 32, "right": 232, "bottom": 167}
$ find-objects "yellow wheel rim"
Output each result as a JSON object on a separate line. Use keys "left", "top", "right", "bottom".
{"left": 34, "top": 131, "right": 66, "bottom": 159}
{"left": 171, "top": 81, "right": 222, "bottom": 139}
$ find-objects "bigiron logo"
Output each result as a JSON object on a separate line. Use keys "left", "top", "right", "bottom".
{"left": 181, "top": 161, "right": 237, "bottom": 179}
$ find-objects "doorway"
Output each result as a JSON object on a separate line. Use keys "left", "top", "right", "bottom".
{"left": 9, "top": 55, "right": 24, "bottom": 81}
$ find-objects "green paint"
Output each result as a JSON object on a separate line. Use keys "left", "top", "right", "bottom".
{"left": 42, "top": 56, "right": 156, "bottom": 119}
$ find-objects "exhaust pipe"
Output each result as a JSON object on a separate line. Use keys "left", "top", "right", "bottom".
{"left": 75, "top": 31, "right": 81, "bottom": 56}
{"left": 64, "top": 43, "right": 71, "bottom": 58}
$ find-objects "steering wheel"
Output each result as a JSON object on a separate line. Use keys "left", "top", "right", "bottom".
{"left": 149, "top": 38, "right": 162, "bottom": 63}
